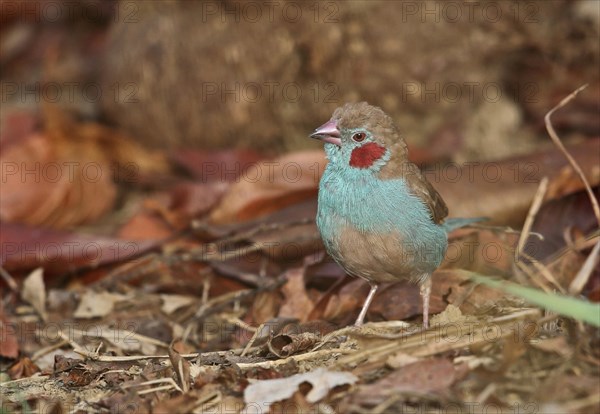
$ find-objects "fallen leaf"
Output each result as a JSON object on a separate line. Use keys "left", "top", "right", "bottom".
{"left": 320, "top": 278, "right": 366, "bottom": 324}
{"left": 73, "top": 291, "right": 128, "bottom": 319}
{"left": 21, "top": 268, "right": 46, "bottom": 321}
{"left": 0, "top": 311, "right": 19, "bottom": 359}
{"left": 210, "top": 150, "right": 326, "bottom": 224}
{"left": 386, "top": 352, "right": 421, "bottom": 369}
{"left": 435, "top": 140, "right": 600, "bottom": 227}
{"left": 169, "top": 181, "right": 229, "bottom": 222}
{"left": 526, "top": 185, "right": 600, "bottom": 260}
{"left": 244, "top": 368, "right": 357, "bottom": 410}
{"left": 117, "top": 209, "right": 175, "bottom": 241}
{"left": 0, "top": 132, "right": 116, "bottom": 228}
{"left": 170, "top": 149, "right": 263, "bottom": 182}
{"left": 0, "top": 222, "right": 156, "bottom": 276}
{"left": 248, "top": 200, "right": 322, "bottom": 262}
{"left": 268, "top": 332, "right": 321, "bottom": 358}
{"left": 352, "top": 358, "right": 456, "bottom": 405}
{"left": 7, "top": 357, "right": 40, "bottom": 380}
{"left": 249, "top": 290, "right": 282, "bottom": 325}
{"left": 169, "top": 341, "right": 191, "bottom": 393}
{"left": 0, "top": 105, "right": 169, "bottom": 229}
{"left": 278, "top": 267, "right": 315, "bottom": 322}
{"left": 369, "top": 281, "right": 437, "bottom": 323}
{"left": 160, "top": 294, "right": 195, "bottom": 315}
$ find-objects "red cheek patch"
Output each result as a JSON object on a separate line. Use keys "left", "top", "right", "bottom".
{"left": 349, "top": 142, "right": 387, "bottom": 168}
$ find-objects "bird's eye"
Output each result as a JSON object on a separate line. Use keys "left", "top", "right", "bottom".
{"left": 352, "top": 132, "right": 366, "bottom": 142}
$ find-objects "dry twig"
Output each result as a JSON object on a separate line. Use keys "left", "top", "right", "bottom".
{"left": 544, "top": 84, "right": 600, "bottom": 227}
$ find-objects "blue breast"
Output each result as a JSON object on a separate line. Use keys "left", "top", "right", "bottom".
{"left": 316, "top": 158, "right": 448, "bottom": 273}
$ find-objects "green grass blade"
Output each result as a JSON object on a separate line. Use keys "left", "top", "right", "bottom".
{"left": 467, "top": 272, "right": 600, "bottom": 327}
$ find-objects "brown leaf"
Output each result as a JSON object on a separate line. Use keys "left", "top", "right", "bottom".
{"left": 352, "top": 358, "right": 456, "bottom": 405}
{"left": 7, "top": 357, "right": 40, "bottom": 380}
{"left": 0, "top": 132, "right": 116, "bottom": 228}
{"left": 169, "top": 181, "right": 229, "bottom": 222}
{"left": 0, "top": 106, "right": 169, "bottom": 229}
{"left": 250, "top": 290, "right": 282, "bottom": 325}
{"left": 0, "top": 311, "right": 19, "bottom": 359}
{"left": 434, "top": 140, "right": 600, "bottom": 227}
{"left": 435, "top": 269, "right": 505, "bottom": 315}
{"left": 526, "top": 186, "right": 600, "bottom": 260}
{"left": 210, "top": 150, "right": 326, "bottom": 224}
{"left": 0, "top": 222, "right": 156, "bottom": 276}
{"left": 170, "top": 149, "right": 263, "bottom": 182}
{"left": 268, "top": 332, "right": 321, "bottom": 358}
{"left": 369, "top": 281, "right": 444, "bottom": 323}
{"left": 278, "top": 267, "right": 315, "bottom": 322}
{"left": 249, "top": 200, "right": 322, "bottom": 262}
{"left": 21, "top": 268, "right": 47, "bottom": 321}
{"left": 320, "top": 278, "right": 366, "bottom": 324}
{"left": 117, "top": 209, "right": 175, "bottom": 241}
{"left": 169, "top": 341, "right": 191, "bottom": 393}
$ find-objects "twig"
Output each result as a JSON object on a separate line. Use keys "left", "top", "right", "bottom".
{"left": 569, "top": 241, "right": 600, "bottom": 295}
{"left": 241, "top": 322, "right": 266, "bottom": 357}
{"left": 475, "top": 383, "right": 497, "bottom": 405}
{"left": 544, "top": 84, "right": 600, "bottom": 227}
{"left": 332, "top": 309, "right": 542, "bottom": 368}
{"left": 468, "top": 224, "right": 543, "bottom": 240}
{"left": 518, "top": 251, "right": 565, "bottom": 293}
{"left": 235, "top": 347, "right": 353, "bottom": 371}
{"left": 218, "top": 218, "right": 314, "bottom": 245}
{"left": 0, "top": 266, "right": 19, "bottom": 293}
{"left": 70, "top": 328, "right": 170, "bottom": 350}
{"left": 31, "top": 340, "right": 69, "bottom": 362}
{"left": 516, "top": 177, "right": 549, "bottom": 259}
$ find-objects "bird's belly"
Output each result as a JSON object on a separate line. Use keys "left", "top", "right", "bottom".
{"left": 316, "top": 170, "right": 447, "bottom": 283}
{"left": 319, "top": 218, "right": 447, "bottom": 284}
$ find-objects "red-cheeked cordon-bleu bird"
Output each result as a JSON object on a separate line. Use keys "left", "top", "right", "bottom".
{"left": 310, "top": 102, "right": 480, "bottom": 328}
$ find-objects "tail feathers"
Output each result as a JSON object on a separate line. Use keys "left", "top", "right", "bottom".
{"left": 442, "top": 217, "right": 487, "bottom": 233}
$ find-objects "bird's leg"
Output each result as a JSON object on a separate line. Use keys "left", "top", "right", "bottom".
{"left": 354, "top": 283, "right": 379, "bottom": 326}
{"left": 419, "top": 276, "right": 432, "bottom": 329}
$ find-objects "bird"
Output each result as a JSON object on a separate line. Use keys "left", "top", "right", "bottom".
{"left": 310, "top": 102, "right": 480, "bottom": 328}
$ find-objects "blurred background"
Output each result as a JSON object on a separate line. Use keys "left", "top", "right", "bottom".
{"left": 2, "top": 0, "right": 598, "bottom": 156}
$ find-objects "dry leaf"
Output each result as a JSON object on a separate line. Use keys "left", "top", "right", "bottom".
{"left": 73, "top": 291, "right": 128, "bottom": 319}
{"left": 278, "top": 267, "right": 314, "bottom": 322}
{"left": 244, "top": 368, "right": 357, "bottom": 410}
{"left": 7, "top": 357, "right": 40, "bottom": 380}
{"left": 0, "top": 311, "right": 19, "bottom": 359}
{"left": 169, "top": 341, "right": 191, "bottom": 393}
{"left": 21, "top": 268, "right": 46, "bottom": 321}
{"left": 160, "top": 294, "right": 195, "bottom": 314}
{"left": 170, "top": 149, "right": 263, "bottom": 182}
{"left": 353, "top": 358, "right": 456, "bottom": 405}
{"left": 1, "top": 222, "right": 156, "bottom": 276}
{"left": 268, "top": 332, "right": 321, "bottom": 358}
{"left": 0, "top": 105, "right": 169, "bottom": 229}
{"left": 0, "top": 132, "right": 116, "bottom": 228}
{"left": 210, "top": 150, "right": 326, "bottom": 224}
{"left": 386, "top": 352, "right": 421, "bottom": 369}
{"left": 436, "top": 140, "right": 600, "bottom": 227}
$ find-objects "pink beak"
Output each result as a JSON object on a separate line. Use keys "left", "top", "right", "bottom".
{"left": 310, "top": 119, "right": 342, "bottom": 146}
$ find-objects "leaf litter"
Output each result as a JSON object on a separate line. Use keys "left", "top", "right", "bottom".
{"left": 1, "top": 101, "right": 600, "bottom": 414}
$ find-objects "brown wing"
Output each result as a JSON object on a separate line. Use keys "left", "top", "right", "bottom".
{"left": 402, "top": 163, "right": 448, "bottom": 224}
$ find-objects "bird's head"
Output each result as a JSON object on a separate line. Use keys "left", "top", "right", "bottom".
{"left": 310, "top": 102, "right": 407, "bottom": 172}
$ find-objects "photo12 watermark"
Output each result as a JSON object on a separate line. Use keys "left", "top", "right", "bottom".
{"left": 2, "top": 82, "right": 139, "bottom": 105}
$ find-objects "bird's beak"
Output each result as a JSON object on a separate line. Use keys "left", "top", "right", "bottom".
{"left": 310, "top": 119, "right": 342, "bottom": 147}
